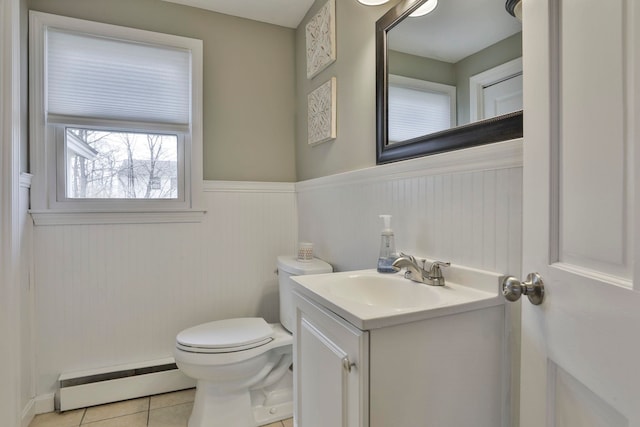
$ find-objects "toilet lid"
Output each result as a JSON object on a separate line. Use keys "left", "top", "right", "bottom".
{"left": 176, "top": 318, "right": 274, "bottom": 351}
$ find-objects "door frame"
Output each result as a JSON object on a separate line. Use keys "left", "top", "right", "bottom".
{"left": 469, "top": 57, "right": 523, "bottom": 122}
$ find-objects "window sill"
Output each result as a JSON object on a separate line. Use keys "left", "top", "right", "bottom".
{"left": 30, "top": 209, "right": 206, "bottom": 226}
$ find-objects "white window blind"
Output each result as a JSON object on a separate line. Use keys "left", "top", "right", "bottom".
{"left": 46, "top": 28, "right": 191, "bottom": 132}
{"left": 388, "top": 85, "right": 453, "bottom": 143}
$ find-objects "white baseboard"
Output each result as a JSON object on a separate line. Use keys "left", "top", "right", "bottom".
{"left": 59, "top": 368, "right": 194, "bottom": 411}
{"left": 21, "top": 399, "right": 35, "bottom": 427}
{"left": 33, "top": 393, "right": 55, "bottom": 415}
{"left": 58, "top": 358, "right": 195, "bottom": 412}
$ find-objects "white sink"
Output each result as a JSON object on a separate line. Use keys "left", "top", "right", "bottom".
{"left": 291, "top": 265, "right": 503, "bottom": 329}
{"left": 326, "top": 273, "right": 441, "bottom": 309}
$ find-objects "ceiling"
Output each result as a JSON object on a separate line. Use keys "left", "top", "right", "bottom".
{"left": 161, "top": 0, "right": 315, "bottom": 28}
{"left": 161, "top": 0, "right": 520, "bottom": 64}
{"left": 388, "top": 0, "right": 522, "bottom": 63}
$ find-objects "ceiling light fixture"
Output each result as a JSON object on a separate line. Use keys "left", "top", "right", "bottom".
{"left": 409, "top": 0, "right": 438, "bottom": 17}
{"left": 505, "top": 0, "right": 522, "bottom": 19}
{"left": 356, "top": 0, "right": 390, "bottom": 5}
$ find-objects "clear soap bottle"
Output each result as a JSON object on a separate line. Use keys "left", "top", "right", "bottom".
{"left": 377, "top": 215, "right": 398, "bottom": 273}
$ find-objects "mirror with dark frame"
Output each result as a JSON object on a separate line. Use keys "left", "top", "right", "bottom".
{"left": 376, "top": 0, "right": 523, "bottom": 164}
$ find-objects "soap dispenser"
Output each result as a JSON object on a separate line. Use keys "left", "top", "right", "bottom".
{"left": 377, "top": 214, "right": 398, "bottom": 273}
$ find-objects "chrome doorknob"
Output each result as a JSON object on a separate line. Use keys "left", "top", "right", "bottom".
{"left": 501, "top": 273, "right": 545, "bottom": 305}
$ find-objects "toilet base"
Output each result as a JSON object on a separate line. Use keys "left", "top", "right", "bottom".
{"left": 251, "top": 369, "right": 293, "bottom": 425}
{"left": 253, "top": 400, "right": 293, "bottom": 426}
{"left": 189, "top": 382, "right": 254, "bottom": 427}
{"left": 188, "top": 370, "right": 293, "bottom": 427}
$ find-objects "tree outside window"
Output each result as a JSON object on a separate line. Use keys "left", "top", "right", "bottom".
{"left": 66, "top": 128, "right": 178, "bottom": 199}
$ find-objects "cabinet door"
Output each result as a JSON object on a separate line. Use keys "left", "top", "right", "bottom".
{"left": 294, "top": 293, "right": 368, "bottom": 427}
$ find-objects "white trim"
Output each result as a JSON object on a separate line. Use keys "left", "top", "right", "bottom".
{"left": 30, "top": 209, "right": 206, "bottom": 226}
{"left": 58, "top": 357, "right": 176, "bottom": 381}
{"left": 57, "top": 357, "right": 195, "bottom": 412}
{"left": 52, "top": 128, "right": 188, "bottom": 210}
{"left": 552, "top": 262, "right": 632, "bottom": 290}
{"left": 20, "top": 173, "right": 33, "bottom": 189}
{"left": 469, "top": 57, "right": 523, "bottom": 122}
{"left": 203, "top": 180, "right": 296, "bottom": 193}
{"left": 1, "top": 0, "right": 23, "bottom": 424}
{"left": 21, "top": 399, "right": 35, "bottom": 427}
{"left": 30, "top": 11, "right": 201, "bottom": 52}
{"left": 296, "top": 139, "right": 523, "bottom": 192}
{"left": 30, "top": 181, "right": 296, "bottom": 225}
{"left": 46, "top": 115, "right": 191, "bottom": 135}
{"left": 33, "top": 393, "right": 55, "bottom": 415}
{"left": 59, "top": 370, "right": 194, "bottom": 412}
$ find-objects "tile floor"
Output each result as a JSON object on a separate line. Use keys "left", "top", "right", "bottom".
{"left": 28, "top": 389, "right": 294, "bottom": 427}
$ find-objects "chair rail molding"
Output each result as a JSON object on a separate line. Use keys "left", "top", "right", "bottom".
{"left": 296, "top": 139, "right": 522, "bottom": 192}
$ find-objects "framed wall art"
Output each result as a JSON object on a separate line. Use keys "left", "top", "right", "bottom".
{"left": 306, "top": 0, "right": 336, "bottom": 79}
{"left": 307, "top": 77, "right": 337, "bottom": 145}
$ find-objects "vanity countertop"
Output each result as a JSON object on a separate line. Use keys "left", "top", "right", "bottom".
{"left": 291, "top": 263, "right": 504, "bottom": 330}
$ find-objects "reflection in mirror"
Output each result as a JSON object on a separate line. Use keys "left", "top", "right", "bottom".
{"left": 388, "top": 75, "right": 456, "bottom": 143}
{"left": 376, "top": 0, "right": 524, "bottom": 164}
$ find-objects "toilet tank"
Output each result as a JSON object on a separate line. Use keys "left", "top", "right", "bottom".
{"left": 277, "top": 255, "right": 332, "bottom": 332}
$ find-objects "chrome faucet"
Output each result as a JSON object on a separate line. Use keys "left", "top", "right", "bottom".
{"left": 391, "top": 253, "right": 450, "bottom": 286}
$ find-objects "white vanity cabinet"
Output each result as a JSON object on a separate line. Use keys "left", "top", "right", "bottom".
{"left": 367, "top": 304, "right": 506, "bottom": 427}
{"left": 293, "top": 292, "right": 369, "bottom": 427}
{"left": 292, "top": 277, "right": 507, "bottom": 427}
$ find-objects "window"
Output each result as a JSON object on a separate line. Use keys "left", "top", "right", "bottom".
{"left": 387, "top": 75, "right": 456, "bottom": 144}
{"left": 62, "top": 128, "right": 179, "bottom": 200}
{"left": 29, "top": 12, "right": 203, "bottom": 221}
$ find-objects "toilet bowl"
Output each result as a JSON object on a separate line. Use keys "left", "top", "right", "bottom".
{"left": 174, "top": 256, "right": 332, "bottom": 427}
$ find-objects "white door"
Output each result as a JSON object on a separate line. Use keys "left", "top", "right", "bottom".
{"left": 519, "top": 0, "right": 640, "bottom": 426}
{"left": 482, "top": 73, "right": 523, "bottom": 119}
{"left": 469, "top": 57, "right": 522, "bottom": 121}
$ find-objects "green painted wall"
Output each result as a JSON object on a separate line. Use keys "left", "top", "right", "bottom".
{"left": 295, "top": 0, "right": 402, "bottom": 181}
{"left": 28, "top": 0, "right": 297, "bottom": 182}
{"left": 28, "top": 0, "right": 521, "bottom": 182}
{"left": 388, "top": 50, "right": 456, "bottom": 86}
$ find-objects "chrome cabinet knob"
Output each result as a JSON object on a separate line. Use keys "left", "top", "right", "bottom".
{"left": 342, "top": 356, "right": 356, "bottom": 373}
{"left": 501, "top": 273, "right": 545, "bottom": 305}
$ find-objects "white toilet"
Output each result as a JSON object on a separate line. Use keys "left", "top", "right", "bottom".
{"left": 174, "top": 256, "right": 332, "bottom": 427}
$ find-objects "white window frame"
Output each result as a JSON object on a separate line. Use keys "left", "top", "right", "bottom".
{"left": 54, "top": 127, "right": 186, "bottom": 203}
{"left": 29, "top": 12, "right": 204, "bottom": 225}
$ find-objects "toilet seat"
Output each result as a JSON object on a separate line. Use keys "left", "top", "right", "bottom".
{"left": 176, "top": 318, "right": 274, "bottom": 354}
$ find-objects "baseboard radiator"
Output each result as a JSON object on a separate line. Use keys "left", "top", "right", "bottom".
{"left": 57, "top": 357, "right": 196, "bottom": 411}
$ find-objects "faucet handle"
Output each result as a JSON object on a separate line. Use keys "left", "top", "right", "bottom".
{"left": 428, "top": 261, "right": 450, "bottom": 278}
{"left": 399, "top": 252, "right": 416, "bottom": 263}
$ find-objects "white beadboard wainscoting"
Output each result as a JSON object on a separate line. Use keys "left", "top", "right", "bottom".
{"left": 296, "top": 139, "right": 523, "bottom": 275}
{"left": 32, "top": 181, "right": 297, "bottom": 405}
{"left": 296, "top": 140, "right": 524, "bottom": 427}
{"left": 30, "top": 141, "right": 524, "bottom": 417}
